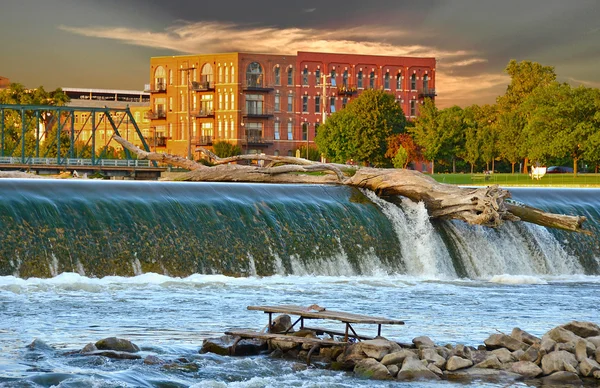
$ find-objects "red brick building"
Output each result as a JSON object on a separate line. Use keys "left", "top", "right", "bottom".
{"left": 146, "top": 52, "right": 435, "bottom": 158}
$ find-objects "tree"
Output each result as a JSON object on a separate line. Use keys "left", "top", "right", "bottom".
{"left": 496, "top": 112, "right": 525, "bottom": 173}
{"left": 392, "top": 146, "right": 408, "bottom": 169}
{"left": 315, "top": 89, "right": 406, "bottom": 166}
{"left": 212, "top": 141, "right": 242, "bottom": 158}
{"left": 436, "top": 106, "right": 465, "bottom": 173}
{"left": 410, "top": 99, "right": 442, "bottom": 172}
{"left": 385, "top": 133, "right": 421, "bottom": 169}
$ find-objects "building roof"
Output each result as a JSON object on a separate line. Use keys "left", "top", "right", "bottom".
{"left": 62, "top": 87, "right": 149, "bottom": 96}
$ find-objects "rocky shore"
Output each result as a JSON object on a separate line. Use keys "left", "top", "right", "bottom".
{"left": 30, "top": 320, "right": 600, "bottom": 385}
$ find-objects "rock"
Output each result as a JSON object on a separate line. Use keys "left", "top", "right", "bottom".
{"left": 163, "top": 362, "right": 199, "bottom": 372}
{"left": 435, "top": 346, "right": 450, "bottom": 359}
{"left": 579, "top": 358, "right": 600, "bottom": 377}
{"left": 444, "top": 367, "right": 523, "bottom": 382}
{"left": 540, "top": 338, "right": 556, "bottom": 353}
{"left": 319, "top": 346, "right": 343, "bottom": 362}
{"left": 381, "top": 349, "right": 418, "bottom": 366}
{"left": 555, "top": 341, "right": 575, "bottom": 353}
{"left": 540, "top": 350, "right": 578, "bottom": 375}
{"left": 470, "top": 350, "right": 489, "bottom": 365}
{"left": 353, "top": 358, "right": 392, "bottom": 380}
{"left": 491, "top": 348, "right": 514, "bottom": 363}
{"left": 269, "top": 338, "right": 300, "bottom": 352}
{"left": 396, "top": 357, "right": 440, "bottom": 381}
{"left": 200, "top": 335, "right": 267, "bottom": 356}
{"left": 576, "top": 339, "right": 591, "bottom": 362}
{"left": 446, "top": 356, "right": 473, "bottom": 371}
{"left": 519, "top": 343, "right": 540, "bottom": 363}
{"left": 270, "top": 314, "right": 293, "bottom": 333}
{"left": 84, "top": 350, "right": 142, "bottom": 360}
{"left": 510, "top": 328, "right": 540, "bottom": 346}
{"left": 144, "top": 355, "right": 163, "bottom": 365}
{"left": 511, "top": 361, "right": 542, "bottom": 378}
{"left": 27, "top": 339, "right": 54, "bottom": 351}
{"left": 474, "top": 354, "right": 502, "bottom": 369}
{"left": 449, "top": 344, "right": 471, "bottom": 359}
{"left": 359, "top": 339, "right": 401, "bottom": 360}
{"left": 80, "top": 343, "right": 98, "bottom": 354}
{"left": 563, "top": 360, "right": 578, "bottom": 374}
{"left": 484, "top": 334, "right": 528, "bottom": 351}
{"left": 419, "top": 347, "right": 446, "bottom": 369}
{"left": 561, "top": 321, "right": 600, "bottom": 338}
{"left": 386, "top": 364, "right": 399, "bottom": 377}
{"left": 412, "top": 336, "right": 435, "bottom": 349}
{"left": 544, "top": 327, "right": 581, "bottom": 344}
{"left": 541, "top": 371, "right": 581, "bottom": 385}
{"left": 95, "top": 337, "right": 139, "bottom": 353}
{"left": 587, "top": 336, "right": 600, "bottom": 348}
{"left": 427, "top": 363, "right": 444, "bottom": 377}
{"left": 597, "top": 348, "right": 600, "bottom": 363}
{"left": 512, "top": 349, "right": 525, "bottom": 360}
{"left": 594, "top": 370, "right": 600, "bottom": 379}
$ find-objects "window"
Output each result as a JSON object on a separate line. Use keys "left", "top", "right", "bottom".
{"left": 316, "top": 69, "right": 321, "bottom": 85}
{"left": 274, "top": 93, "right": 280, "bottom": 112}
{"left": 230, "top": 119, "right": 235, "bottom": 138}
{"left": 410, "top": 100, "right": 416, "bottom": 116}
{"left": 274, "top": 121, "right": 280, "bottom": 140}
{"left": 287, "top": 67, "right": 293, "bottom": 86}
{"left": 201, "top": 63, "right": 213, "bottom": 87}
{"left": 169, "top": 69, "right": 173, "bottom": 85}
{"left": 342, "top": 97, "right": 348, "bottom": 109}
{"left": 246, "top": 62, "right": 263, "bottom": 88}
{"left": 302, "top": 122, "right": 308, "bottom": 141}
{"left": 315, "top": 95, "right": 320, "bottom": 113}
{"left": 218, "top": 66, "right": 223, "bottom": 83}
{"left": 411, "top": 74, "right": 417, "bottom": 90}
{"left": 302, "top": 68, "right": 309, "bottom": 85}
{"left": 169, "top": 96, "right": 173, "bottom": 111}
{"left": 180, "top": 68, "right": 186, "bottom": 85}
{"left": 218, "top": 94, "right": 223, "bottom": 110}
{"left": 288, "top": 150, "right": 293, "bottom": 156}
{"left": 384, "top": 72, "right": 390, "bottom": 89}
{"left": 274, "top": 67, "right": 281, "bottom": 85}
{"left": 231, "top": 66, "right": 235, "bottom": 82}
{"left": 246, "top": 94, "right": 264, "bottom": 115}
{"left": 218, "top": 120, "right": 222, "bottom": 138}
{"left": 423, "top": 74, "right": 429, "bottom": 91}
{"left": 287, "top": 121, "right": 293, "bottom": 140}
{"left": 193, "top": 94, "right": 197, "bottom": 110}
{"left": 287, "top": 94, "right": 293, "bottom": 112}
{"left": 302, "top": 95, "right": 308, "bottom": 112}
{"left": 396, "top": 72, "right": 402, "bottom": 90}
{"left": 200, "top": 94, "right": 213, "bottom": 115}
{"left": 231, "top": 93, "right": 234, "bottom": 109}
{"left": 180, "top": 94, "right": 185, "bottom": 110}
{"left": 343, "top": 70, "right": 348, "bottom": 87}
{"left": 330, "top": 69, "right": 336, "bottom": 86}
{"left": 369, "top": 71, "right": 375, "bottom": 89}
{"left": 202, "top": 122, "right": 213, "bottom": 138}
{"left": 154, "top": 66, "right": 166, "bottom": 90}
{"left": 274, "top": 150, "right": 280, "bottom": 156}
{"left": 357, "top": 71, "right": 363, "bottom": 88}
{"left": 330, "top": 97, "right": 336, "bottom": 113}
{"left": 193, "top": 68, "right": 197, "bottom": 82}
{"left": 246, "top": 122, "right": 263, "bottom": 141}
{"left": 225, "top": 94, "right": 229, "bottom": 110}
{"left": 224, "top": 120, "right": 229, "bottom": 139}
{"left": 225, "top": 66, "right": 230, "bottom": 83}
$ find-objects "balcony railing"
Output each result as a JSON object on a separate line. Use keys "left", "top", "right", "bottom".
{"left": 242, "top": 83, "right": 275, "bottom": 92}
{"left": 419, "top": 88, "right": 437, "bottom": 98}
{"left": 243, "top": 108, "right": 274, "bottom": 118}
{"left": 144, "top": 136, "right": 167, "bottom": 147}
{"left": 145, "top": 110, "right": 166, "bottom": 120}
{"left": 145, "top": 81, "right": 166, "bottom": 93}
{"left": 337, "top": 85, "right": 358, "bottom": 96}
{"left": 195, "top": 136, "right": 213, "bottom": 146}
{"left": 191, "top": 81, "right": 214, "bottom": 91}
{"left": 196, "top": 109, "right": 214, "bottom": 117}
{"left": 244, "top": 135, "right": 274, "bottom": 145}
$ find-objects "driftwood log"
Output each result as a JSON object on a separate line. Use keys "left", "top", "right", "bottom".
{"left": 113, "top": 135, "right": 590, "bottom": 235}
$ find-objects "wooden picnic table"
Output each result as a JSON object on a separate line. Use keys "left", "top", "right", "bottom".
{"left": 247, "top": 304, "right": 405, "bottom": 342}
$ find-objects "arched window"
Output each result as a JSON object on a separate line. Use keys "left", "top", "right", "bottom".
{"left": 225, "top": 66, "right": 230, "bottom": 83}
{"left": 274, "top": 66, "right": 281, "bottom": 85}
{"left": 302, "top": 68, "right": 309, "bottom": 85}
{"left": 396, "top": 72, "right": 402, "bottom": 90}
{"left": 343, "top": 70, "right": 348, "bottom": 87}
{"left": 357, "top": 70, "right": 363, "bottom": 88}
{"left": 154, "top": 66, "right": 166, "bottom": 90}
{"left": 218, "top": 66, "right": 223, "bottom": 83}
{"left": 287, "top": 67, "right": 293, "bottom": 86}
{"left": 246, "top": 62, "right": 263, "bottom": 88}
{"left": 201, "top": 63, "right": 213, "bottom": 87}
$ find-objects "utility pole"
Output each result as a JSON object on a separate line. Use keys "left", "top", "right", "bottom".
{"left": 322, "top": 73, "right": 329, "bottom": 124}
{"left": 180, "top": 65, "right": 195, "bottom": 160}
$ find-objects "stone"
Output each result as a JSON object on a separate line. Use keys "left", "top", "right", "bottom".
{"left": 386, "top": 364, "right": 399, "bottom": 377}
{"left": 80, "top": 343, "right": 98, "bottom": 354}
{"left": 144, "top": 355, "right": 163, "bottom": 365}
{"left": 491, "top": 348, "right": 515, "bottom": 363}
{"left": 444, "top": 367, "right": 523, "bottom": 382}
{"left": 511, "top": 361, "right": 542, "bottom": 378}
{"left": 597, "top": 348, "right": 600, "bottom": 363}
{"left": 510, "top": 328, "right": 540, "bottom": 346}
{"left": 162, "top": 362, "right": 199, "bottom": 372}
{"left": 381, "top": 349, "right": 418, "bottom": 366}
{"left": 200, "top": 335, "right": 267, "bottom": 356}
{"left": 435, "top": 346, "right": 450, "bottom": 359}
{"left": 474, "top": 355, "right": 502, "bottom": 369}
{"left": 555, "top": 341, "right": 575, "bottom": 353}
{"left": 587, "top": 336, "right": 600, "bottom": 348}
{"left": 319, "top": 346, "right": 343, "bottom": 362}
{"left": 270, "top": 314, "right": 292, "bottom": 333}
{"left": 27, "top": 339, "right": 53, "bottom": 351}
{"left": 540, "top": 350, "right": 578, "bottom": 375}
{"left": 594, "top": 370, "right": 600, "bottom": 379}
{"left": 544, "top": 327, "right": 581, "bottom": 344}
{"left": 576, "top": 339, "right": 591, "bottom": 362}
{"left": 95, "top": 337, "right": 139, "bottom": 353}
{"left": 84, "top": 350, "right": 142, "bottom": 360}
{"left": 396, "top": 357, "right": 440, "bottom": 381}
{"left": 541, "top": 371, "right": 581, "bottom": 385}
{"left": 579, "top": 358, "right": 600, "bottom": 377}
{"left": 563, "top": 360, "right": 578, "bottom": 374}
{"left": 446, "top": 356, "right": 473, "bottom": 371}
{"left": 561, "top": 321, "right": 600, "bottom": 338}
{"left": 427, "top": 363, "right": 443, "bottom": 377}
{"left": 449, "top": 344, "right": 471, "bottom": 359}
{"left": 484, "top": 334, "right": 528, "bottom": 351}
{"left": 512, "top": 349, "right": 525, "bottom": 360}
{"left": 470, "top": 350, "right": 489, "bottom": 365}
{"left": 419, "top": 347, "right": 446, "bottom": 369}
{"left": 412, "top": 336, "right": 435, "bottom": 349}
{"left": 358, "top": 339, "right": 401, "bottom": 360}
{"left": 354, "top": 358, "right": 392, "bottom": 380}
{"left": 519, "top": 343, "right": 540, "bottom": 363}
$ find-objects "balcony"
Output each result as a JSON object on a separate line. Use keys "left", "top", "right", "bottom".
{"left": 145, "top": 136, "right": 167, "bottom": 147}
{"left": 145, "top": 81, "right": 166, "bottom": 93}
{"left": 418, "top": 88, "right": 437, "bottom": 98}
{"left": 243, "top": 108, "right": 274, "bottom": 118}
{"left": 242, "top": 82, "right": 274, "bottom": 92}
{"left": 196, "top": 109, "right": 214, "bottom": 118}
{"left": 337, "top": 85, "right": 358, "bottom": 96}
{"left": 191, "top": 81, "right": 214, "bottom": 91}
{"left": 244, "top": 135, "right": 274, "bottom": 145}
{"left": 145, "top": 110, "right": 166, "bottom": 120}
{"left": 195, "top": 136, "right": 213, "bottom": 146}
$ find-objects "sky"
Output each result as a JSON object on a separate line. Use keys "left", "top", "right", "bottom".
{"left": 1, "top": 0, "right": 599, "bottom": 108}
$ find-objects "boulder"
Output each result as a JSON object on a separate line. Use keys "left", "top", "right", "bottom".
{"left": 511, "top": 349, "right": 525, "bottom": 360}
{"left": 579, "top": 358, "right": 600, "bottom": 377}
{"left": 270, "top": 314, "right": 293, "bottom": 333}
{"left": 541, "top": 371, "right": 582, "bottom": 385}
{"left": 427, "top": 363, "right": 444, "bottom": 377}
{"left": 80, "top": 343, "right": 98, "bottom": 354}
{"left": 555, "top": 341, "right": 575, "bottom": 353}
{"left": 561, "top": 321, "right": 600, "bottom": 338}
{"left": 446, "top": 356, "right": 473, "bottom": 371}
{"left": 597, "top": 348, "right": 600, "bottom": 363}
{"left": 540, "top": 338, "right": 556, "bottom": 353}
{"left": 449, "top": 344, "right": 471, "bottom": 359}
{"left": 412, "top": 336, "right": 435, "bottom": 349}
{"left": 491, "top": 348, "right": 515, "bottom": 363}
{"left": 510, "top": 328, "right": 540, "bottom": 346}
{"left": 358, "top": 339, "right": 401, "bottom": 360}
{"left": 396, "top": 357, "right": 440, "bottom": 381}
{"left": 95, "top": 337, "right": 139, "bottom": 353}
{"left": 511, "top": 361, "right": 542, "bottom": 378}
{"left": 544, "top": 327, "right": 580, "bottom": 344}
{"left": 594, "top": 370, "right": 600, "bottom": 379}
{"left": 435, "top": 346, "right": 450, "bottom": 359}
{"left": 162, "top": 362, "right": 199, "bottom": 372}
{"left": 353, "top": 358, "right": 392, "bottom": 380}
{"left": 84, "top": 350, "right": 142, "bottom": 360}
{"left": 576, "top": 339, "right": 592, "bottom": 362}
{"left": 470, "top": 350, "right": 489, "bottom": 365}
{"left": 540, "top": 350, "right": 578, "bottom": 375}
{"left": 386, "top": 364, "right": 399, "bottom": 377}
{"left": 484, "top": 334, "right": 528, "bottom": 351}
{"left": 144, "top": 355, "right": 163, "bottom": 365}
{"left": 519, "top": 344, "right": 540, "bottom": 363}
{"left": 319, "top": 346, "right": 343, "bottom": 362}
{"left": 474, "top": 354, "right": 502, "bottom": 369}
{"left": 419, "top": 347, "right": 446, "bottom": 369}
{"left": 200, "top": 335, "right": 267, "bottom": 356}
{"left": 587, "top": 336, "right": 600, "bottom": 348}
{"left": 27, "top": 339, "right": 54, "bottom": 351}
{"left": 444, "top": 367, "right": 523, "bottom": 382}
{"left": 381, "top": 349, "right": 418, "bottom": 366}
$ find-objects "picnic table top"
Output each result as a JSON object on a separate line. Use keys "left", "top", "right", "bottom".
{"left": 247, "top": 305, "right": 405, "bottom": 325}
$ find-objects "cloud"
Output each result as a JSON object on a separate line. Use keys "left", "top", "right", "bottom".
{"left": 303, "top": 8, "right": 316, "bottom": 13}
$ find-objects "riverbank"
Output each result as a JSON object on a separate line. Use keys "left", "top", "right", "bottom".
{"left": 432, "top": 172, "right": 600, "bottom": 187}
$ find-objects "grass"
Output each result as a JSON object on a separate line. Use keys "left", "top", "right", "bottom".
{"left": 431, "top": 173, "right": 600, "bottom": 187}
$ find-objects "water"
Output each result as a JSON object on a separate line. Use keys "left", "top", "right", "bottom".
{"left": 0, "top": 180, "right": 599, "bottom": 387}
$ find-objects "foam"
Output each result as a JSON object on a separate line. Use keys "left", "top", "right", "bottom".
{"left": 488, "top": 274, "right": 548, "bottom": 285}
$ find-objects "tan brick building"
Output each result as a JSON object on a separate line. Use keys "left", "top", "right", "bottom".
{"left": 147, "top": 52, "right": 436, "bottom": 158}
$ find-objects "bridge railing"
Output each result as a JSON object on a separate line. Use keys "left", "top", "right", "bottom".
{"left": 0, "top": 157, "right": 153, "bottom": 167}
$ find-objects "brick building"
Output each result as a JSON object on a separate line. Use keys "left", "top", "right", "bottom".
{"left": 146, "top": 52, "right": 436, "bottom": 158}
{"left": 0, "top": 76, "right": 10, "bottom": 89}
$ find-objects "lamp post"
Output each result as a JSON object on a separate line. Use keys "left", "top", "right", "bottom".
{"left": 304, "top": 118, "right": 309, "bottom": 160}
{"left": 180, "top": 64, "right": 195, "bottom": 160}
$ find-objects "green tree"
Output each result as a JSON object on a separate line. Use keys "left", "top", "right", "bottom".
{"left": 410, "top": 99, "right": 442, "bottom": 172}
{"left": 315, "top": 89, "right": 406, "bottom": 166}
{"left": 496, "top": 112, "right": 525, "bottom": 173}
{"left": 436, "top": 106, "right": 465, "bottom": 173}
{"left": 213, "top": 141, "right": 242, "bottom": 158}
{"left": 392, "top": 146, "right": 408, "bottom": 169}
